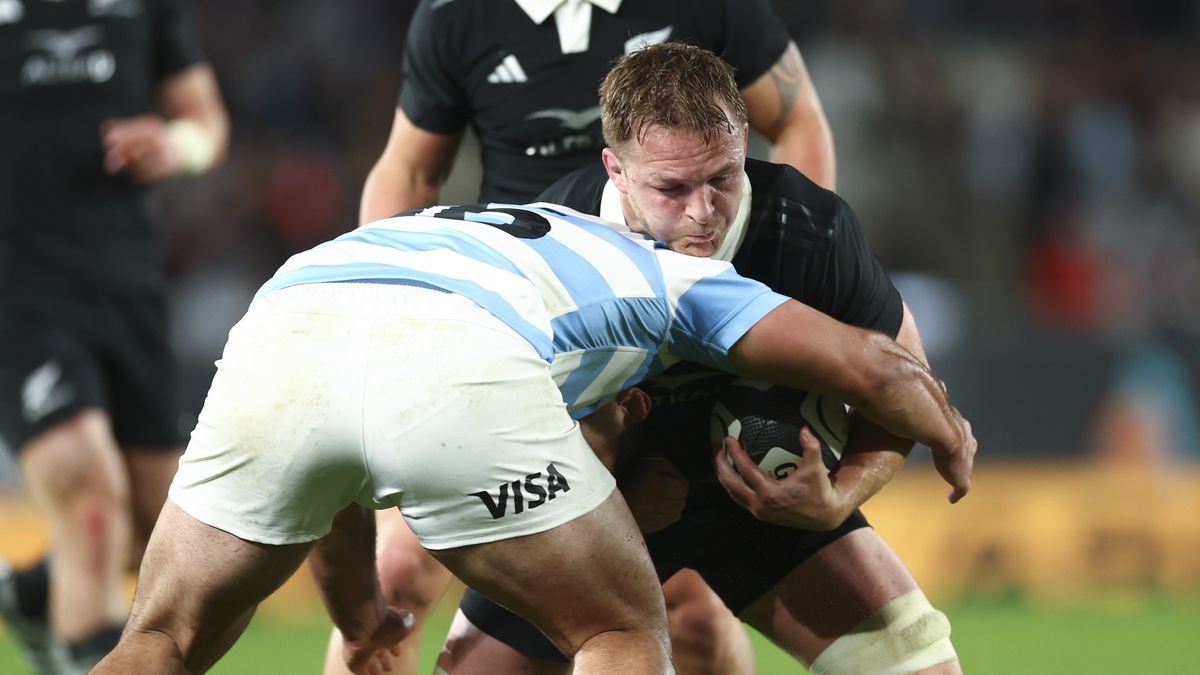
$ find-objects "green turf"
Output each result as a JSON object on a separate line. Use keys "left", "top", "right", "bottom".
{"left": 3, "top": 596, "right": 1198, "bottom": 673}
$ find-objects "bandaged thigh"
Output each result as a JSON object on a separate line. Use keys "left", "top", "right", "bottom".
{"left": 808, "top": 589, "right": 956, "bottom": 675}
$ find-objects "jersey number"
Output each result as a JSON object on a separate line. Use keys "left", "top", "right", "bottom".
{"left": 402, "top": 205, "right": 552, "bottom": 239}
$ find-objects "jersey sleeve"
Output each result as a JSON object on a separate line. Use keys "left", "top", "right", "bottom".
{"left": 658, "top": 252, "right": 789, "bottom": 371}
{"left": 811, "top": 198, "right": 904, "bottom": 338}
{"left": 151, "top": 0, "right": 206, "bottom": 81}
{"left": 696, "top": 0, "right": 791, "bottom": 89}
{"left": 397, "top": 0, "right": 470, "bottom": 134}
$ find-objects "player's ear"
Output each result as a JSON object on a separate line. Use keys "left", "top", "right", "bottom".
{"left": 615, "top": 386, "right": 651, "bottom": 425}
{"left": 601, "top": 147, "right": 628, "bottom": 192}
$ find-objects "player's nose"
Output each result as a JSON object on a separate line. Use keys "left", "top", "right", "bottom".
{"left": 685, "top": 185, "right": 717, "bottom": 224}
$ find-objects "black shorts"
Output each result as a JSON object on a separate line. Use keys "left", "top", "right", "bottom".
{"left": 459, "top": 508, "right": 872, "bottom": 663}
{"left": 0, "top": 288, "right": 182, "bottom": 454}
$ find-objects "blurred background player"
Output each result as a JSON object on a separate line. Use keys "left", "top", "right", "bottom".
{"left": 436, "top": 43, "right": 963, "bottom": 675}
{"left": 328, "top": 1, "right": 837, "bottom": 673}
{"left": 0, "top": 0, "right": 228, "bottom": 672}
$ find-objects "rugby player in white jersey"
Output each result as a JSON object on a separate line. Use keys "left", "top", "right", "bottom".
{"left": 92, "top": 204, "right": 974, "bottom": 675}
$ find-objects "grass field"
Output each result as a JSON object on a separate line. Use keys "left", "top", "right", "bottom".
{"left": 4, "top": 594, "right": 1198, "bottom": 674}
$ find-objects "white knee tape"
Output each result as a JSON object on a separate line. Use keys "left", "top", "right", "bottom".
{"left": 808, "top": 589, "right": 956, "bottom": 675}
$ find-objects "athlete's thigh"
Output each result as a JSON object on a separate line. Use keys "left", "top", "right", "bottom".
{"left": 124, "top": 499, "right": 314, "bottom": 672}
{"left": 738, "top": 527, "right": 918, "bottom": 664}
{"left": 431, "top": 490, "right": 667, "bottom": 660}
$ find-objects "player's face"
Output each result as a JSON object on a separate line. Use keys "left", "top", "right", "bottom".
{"left": 606, "top": 119, "right": 748, "bottom": 258}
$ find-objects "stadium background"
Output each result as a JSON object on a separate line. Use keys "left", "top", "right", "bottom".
{"left": 3, "top": 1, "right": 1199, "bottom": 672}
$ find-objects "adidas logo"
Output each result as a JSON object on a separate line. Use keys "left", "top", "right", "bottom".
{"left": 487, "top": 54, "right": 527, "bottom": 84}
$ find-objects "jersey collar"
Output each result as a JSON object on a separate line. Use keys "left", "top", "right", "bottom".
{"left": 514, "top": 0, "right": 622, "bottom": 25}
{"left": 600, "top": 172, "right": 754, "bottom": 263}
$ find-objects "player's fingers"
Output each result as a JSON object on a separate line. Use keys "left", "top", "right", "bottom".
{"left": 724, "top": 435, "right": 770, "bottom": 488}
{"left": 798, "top": 427, "right": 824, "bottom": 468}
{"left": 713, "top": 443, "right": 755, "bottom": 506}
{"left": 103, "top": 148, "right": 128, "bottom": 174}
{"left": 948, "top": 468, "right": 970, "bottom": 503}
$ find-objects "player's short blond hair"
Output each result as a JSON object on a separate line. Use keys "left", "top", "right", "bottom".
{"left": 600, "top": 42, "right": 748, "bottom": 155}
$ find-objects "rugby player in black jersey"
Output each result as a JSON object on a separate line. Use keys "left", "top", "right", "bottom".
{"left": 435, "top": 43, "right": 967, "bottom": 675}
{"left": 328, "top": 1, "right": 839, "bottom": 673}
{"left": 0, "top": 1, "right": 228, "bottom": 671}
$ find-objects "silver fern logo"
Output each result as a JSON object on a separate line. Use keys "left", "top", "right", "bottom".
{"left": 21, "top": 361, "right": 75, "bottom": 423}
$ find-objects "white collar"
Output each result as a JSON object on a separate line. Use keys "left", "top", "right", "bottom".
{"left": 514, "top": 0, "right": 622, "bottom": 25}
{"left": 600, "top": 172, "right": 753, "bottom": 263}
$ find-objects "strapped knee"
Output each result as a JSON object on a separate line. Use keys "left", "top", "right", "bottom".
{"left": 809, "top": 589, "right": 956, "bottom": 675}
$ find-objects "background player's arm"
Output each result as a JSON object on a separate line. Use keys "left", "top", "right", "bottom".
{"left": 101, "top": 63, "right": 229, "bottom": 182}
{"left": 358, "top": 108, "right": 462, "bottom": 225}
{"left": 741, "top": 42, "right": 836, "bottom": 190}
{"left": 308, "top": 505, "right": 412, "bottom": 674}
{"left": 729, "top": 299, "right": 975, "bottom": 502}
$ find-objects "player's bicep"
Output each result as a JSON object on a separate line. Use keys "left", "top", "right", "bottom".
{"left": 380, "top": 108, "right": 462, "bottom": 180}
{"left": 663, "top": 261, "right": 788, "bottom": 370}
{"left": 727, "top": 300, "right": 875, "bottom": 403}
{"left": 360, "top": 108, "right": 462, "bottom": 222}
{"left": 741, "top": 42, "right": 835, "bottom": 186}
{"left": 741, "top": 42, "right": 816, "bottom": 139}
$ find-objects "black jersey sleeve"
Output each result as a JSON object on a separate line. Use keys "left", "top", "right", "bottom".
{"left": 689, "top": 0, "right": 791, "bottom": 89}
{"left": 536, "top": 163, "right": 609, "bottom": 212}
{"left": 151, "top": 0, "right": 206, "bottom": 81}
{"left": 397, "top": 0, "right": 469, "bottom": 134}
{"left": 807, "top": 196, "right": 904, "bottom": 338}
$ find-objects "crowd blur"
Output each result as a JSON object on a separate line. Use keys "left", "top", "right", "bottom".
{"left": 6, "top": 0, "right": 1196, "bottom": 483}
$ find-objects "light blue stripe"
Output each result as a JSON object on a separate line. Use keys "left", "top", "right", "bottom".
{"left": 669, "top": 268, "right": 790, "bottom": 370}
{"left": 253, "top": 264, "right": 554, "bottom": 360}
{"left": 338, "top": 228, "right": 527, "bottom": 278}
{"left": 521, "top": 235, "right": 616, "bottom": 307}
{"left": 557, "top": 350, "right": 618, "bottom": 415}
{"left": 526, "top": 206, "right": 668, "bottom": 299}
{"left": 549, "top": 297, "right": 669, "bottom": 354}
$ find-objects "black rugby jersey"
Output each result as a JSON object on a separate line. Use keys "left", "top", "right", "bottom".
{"left": 399, "top": 0, "right": 791, "bottom": 203}
{"left": 540, "top": 158, "right": 904, "bottom": 499}
{"left": 1, "top": 0, "right": 204, "bottom": 293}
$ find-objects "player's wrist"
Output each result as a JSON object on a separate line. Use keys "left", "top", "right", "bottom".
{"left": 166, "top": 118, "right": 219, "bottom": 175}
{"left": 337, "top": 594, "right": 390, "bottom": 643}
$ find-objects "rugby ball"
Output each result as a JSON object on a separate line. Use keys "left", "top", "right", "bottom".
{"left": 710, "top": 379, "right": 848, "bottom": 479}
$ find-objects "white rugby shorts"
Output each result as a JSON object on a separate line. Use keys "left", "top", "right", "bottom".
{"left": 169, "top": 283, "right": 616, "bottom": 550}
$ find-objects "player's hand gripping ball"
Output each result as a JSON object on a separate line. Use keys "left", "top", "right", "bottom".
{"left": 710, "top": 379, "right": 848, "bottom": 479}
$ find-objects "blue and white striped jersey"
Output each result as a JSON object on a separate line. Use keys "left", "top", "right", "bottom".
{"left": 254, "top": 204, "right": 789, "bottom": 417}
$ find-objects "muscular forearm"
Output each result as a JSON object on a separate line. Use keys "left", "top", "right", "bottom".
{"left": 829, "top": 412, "right": 912, "bottom": 512}
{"left": 731, "top": 302, "right": 964, "bottom": 459}
{"left": 845, "top": 331, "right": 964, "bottom": 454}
{"left": 309, "top": 505, "right": 387, "bottom": 640}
